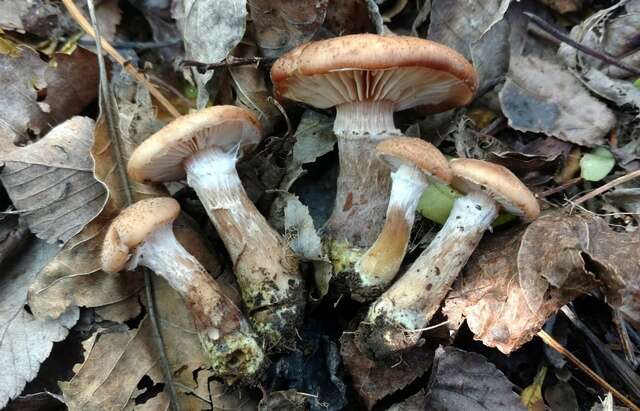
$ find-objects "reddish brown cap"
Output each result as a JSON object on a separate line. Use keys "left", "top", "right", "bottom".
{"left": 128, "top": 106, "right": 262, "bottom": 183}
{"left": 450, "top": 159, "right": 540, "bottom": 221}
{"left": 271, "top": 34, "right": 478, "bottom": 112}
{"left": 101, "top": 197, "right": 180, "bottom": 273}
{"left": 376, "top": 137, "right": 452, "bottom": 184}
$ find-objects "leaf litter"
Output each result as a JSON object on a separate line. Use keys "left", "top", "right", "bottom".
{"left": 1, "top": 0, "right": 640, "bottom": 410}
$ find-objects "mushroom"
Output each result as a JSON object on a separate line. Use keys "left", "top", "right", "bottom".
{"left": 127, "top": 106, "right": 305, "bottom": 351}
{"left": 101, "top": 197, "right": 265, "bottom": 383}
{"left": 271, "top": 34, "right": 478, "bottom": 272}
{"left": 356, "top": 159, "right": 540, "bottom": 358}
{"left": 334, "top": 137, "right": 451, "bottom": 301}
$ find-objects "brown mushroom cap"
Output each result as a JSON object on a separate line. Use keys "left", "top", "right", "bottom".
{"left": 127, "top": 106, "right": 263, "bottom": 183}
{"left": 450, "top": 159, "right": 540, "bottom": 221}
{"left": 101, "top": 197, "right": 180, "bottom": 273}
{"left": 376, "top": 137, "right": 452, "bottom": 184}
{"left": 271, "top": 34, "right": 478, "bottom": 112}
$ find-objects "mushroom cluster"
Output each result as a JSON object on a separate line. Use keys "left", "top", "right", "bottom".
{"left": 102, "top": 33, "right": 541, "bottom": 387}
{"left": 271, "top": 33, "right": 478, "bottom": 300}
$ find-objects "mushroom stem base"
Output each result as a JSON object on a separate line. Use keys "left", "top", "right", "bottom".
{"left": 134, "top": 224, "right": 265, "bottom": 382}
{"left": 356, "top": 191, "right": 498, "bottom": 358}
{"left": 185, "top": 147, "right": 305, "bottom": 351}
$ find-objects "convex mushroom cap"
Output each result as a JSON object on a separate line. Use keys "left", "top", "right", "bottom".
{"left": 450, "top": 159, "right": 540, "bottom": 221}
{"left": 271, "top": 33, "right": 479, "bottom": 113}
{"left": 127, "top": 106, "right": 263, "bottom": 183}
{"left": 377, "top": 137, "right": 452, "bottom": 184}
{"left": 102, "top": 197, "right": 180, "bottom": 273}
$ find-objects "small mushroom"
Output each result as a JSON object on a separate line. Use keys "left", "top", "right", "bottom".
{"left": 101, "top": 197, "right": 265, "bottom": 383}
{"left": 127, "top": 106, "right": 305, "bottom": 351}
{"left": 335, "top": 137, "right": 451, "bottom": 301}
{"left": 356, "top": 159, "right": 540, "bottom": 358}
{"left": 271, "top": 34, "right": 478, "bottom": 277}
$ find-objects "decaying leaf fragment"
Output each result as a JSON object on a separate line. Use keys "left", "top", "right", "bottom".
{"left": 340, "top": 333, "right": 433, "bottom": 409}
{"left": 425, "top": 347, "right": 526, "bottom": 411}
{"left": 499, "top": 56, "right": 615, "bottom": 147}
{"left": 558, "top": 1, "right": 640, "bottom": 109}
{"left": 0, "top": 46, "right": 98, "bottom": 144}
{"left": 249, "top": 0, "right": 329, "bottom": 59}
{"left": 60, "top": 278, "right": 210, "bottom": 411}
{"left": 428, "top": 0, "right": 509, "bottom": 92}
{"left": 445, "top": 210, "right": 640, "bottom": 353}
{"left": 0, "top": 116, "right": 107, "bottom": 244}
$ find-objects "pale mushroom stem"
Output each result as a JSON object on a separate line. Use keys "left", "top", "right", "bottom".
{"left": 357, "top": 191, "right": 499, "bottom": 357}
{"left": 351, "top": 164, "right": 428, "bottom": 300}
{"left": 324, "top": 100, "right": 400, "bottom": 247}
{"left": 184, "top": 147, "right": 304, "bottom": 349}
{"left": 131, "top": 224, "right": 265, "bottom": 382}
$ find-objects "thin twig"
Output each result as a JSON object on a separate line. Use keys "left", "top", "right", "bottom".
{"left": 61, "top": 0, "right": 181, "bottom": 118}
{"left": 84, "top": 1, "right": 181, "bottom": 409}
{"left": 571, "top": 169, "right": 640, "bottom": 206}
{"left": 181, "top": 56, "right": 267, "bottom": 73}
{"left": 538, "top": 177, "right": 582, "bottom": 198}
{"left": 524, "top": 12, "right": 640, "bottom": 77}
{"left": 537, "top": 330, "right": 640, "bottom": 411}
{"left": 78, "top": 38, "right": 182, "bottom": 50}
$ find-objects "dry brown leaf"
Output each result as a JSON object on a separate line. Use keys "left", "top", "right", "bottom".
{"left": 425, "top": 347, "right": 526, "bottom": 411}
{"left": 539, "top": 0, "right": 583, "bottom": 14}
{"left": 249, "top": 0, "right": 329, "bottom": 59}
{"left": 0, "top": 116, "right": 107, "bottom": 243}
{"left": 444, "top": 210, "right": 640, "bottom": 353}
{"left": 340, "top": 333, "right": 433, "bottom": 409}
{"left": 0, "top": 46, "right": 98, "bottom": 144}
{"left": 499, "top": 56, "right": 616, "bottom": 147}
{"left": 60, "top": 278, "right": 209, "bottom": 411}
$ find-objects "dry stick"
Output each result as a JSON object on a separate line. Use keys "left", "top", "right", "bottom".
{"left": 614, "top": 310, "right": 639, "bottom": 369}
{"left": 537, "top": 330, "right": 640, "bottom": 411}
{"left": 572, "top": 169, "right": 640, "bottom": 206}
{"left": 79, "top": 1, "right": 181, "bottom": 409}
{"left": 181, "top": 56, "right": 266, "bottom": 72}
{"left": 524, "top": 12, "right": 640, "bottom": 77}
{"left": 538, "top": 177, "right": 582, "bottom": 198}
{"left": 61, "top": 0, "right": 181, "bottom": 119}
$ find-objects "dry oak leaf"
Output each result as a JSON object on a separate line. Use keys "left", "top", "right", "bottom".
{"left": 0, "top": 46, "right": 98, "bottom": 144}
{"left": 425, "top": 346, "right": 526, "bottom": 411}
{"left": 499, "top": 56, "right": 616, "bottom": 147}
{"left": 0, "top": 116, "right": 108, "bottom": 244}
{"left": 340, "top": 333, "right": 434, "bottom": 409}
{"left": 0, "top": 239, "right": 79, "bottom": 409}
{"left": 249, "top": 0, "right": 329, "bottom": 59}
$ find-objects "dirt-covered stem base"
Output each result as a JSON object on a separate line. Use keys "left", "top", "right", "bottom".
{"left": 185, "top": 147, "right": 305, "bottom": 351}
{"left": 356, "top": 191, "right": 498, "bottom": 358}
{"left": 133, "top": 224, "right": 265, "bottom": 383}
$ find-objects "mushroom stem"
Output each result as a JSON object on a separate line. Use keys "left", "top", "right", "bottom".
{"left": 324, "top": 100, "right": 400, "bottom": 247}
{"left": 131, "top": 224, "right": 265, "bottom": 383}
{"left": 348, "top": 164, "right": 428, "bottom": 300}
{"left": 356, "top": 191, "right": 499, "bottom": 357}
{"left": 185, "top": 147, "right": 304, "bottom": 350}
